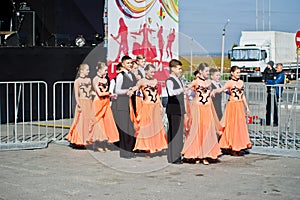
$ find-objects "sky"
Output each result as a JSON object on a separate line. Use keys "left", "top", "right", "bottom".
{"left": 179, "top": 0, "right": 300, "bottom": 54}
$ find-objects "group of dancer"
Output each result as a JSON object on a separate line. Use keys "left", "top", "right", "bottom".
{"left": 66, "top": 55, "right": 252, "bottom": 165}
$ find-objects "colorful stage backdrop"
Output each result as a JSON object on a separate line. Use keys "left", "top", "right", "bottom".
{"left": 107, "top": 0, "right": 179, "bottom": 82}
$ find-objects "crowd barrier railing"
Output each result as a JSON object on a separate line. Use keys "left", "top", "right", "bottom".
{"left": 52, "top": 81, "right": 74, "bottom": 144}
{"left": 243, "top": 82, "right": 300, "bottom": 156}
{"left": 1, "top": 80, "right": 299, "bottom": 156}
{"left": 0, "top": 81, "right": 48, "bottom": 150}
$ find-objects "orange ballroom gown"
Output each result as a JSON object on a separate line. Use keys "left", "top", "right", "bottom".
{"left": 66, "top": 79, "right": 93, "bottom": 146}
{"left": 88, "top": 80, "right": 119, "bottom": 143}
{"left": 219, "top": 79, "right": 252, "bottom": 151}
{"left": 133, "top": 79, "right": 168, "bottom": 153}
{"left": 182, "top": 78, "right": 222, "bottom": 159}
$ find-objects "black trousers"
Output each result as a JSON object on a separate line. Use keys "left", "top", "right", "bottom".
{"left": 266, "top": 92, "right": 278, "bottom": 125}
{"left": 167, "top": 114, "right": 184, "bottom": 163}
{"left": 115, "top": 110, "right": 136, "bottom": 158}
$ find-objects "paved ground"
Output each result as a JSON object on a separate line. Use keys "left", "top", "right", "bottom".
{"left": 1, "top": 143, "right": 300, "bottom": 200}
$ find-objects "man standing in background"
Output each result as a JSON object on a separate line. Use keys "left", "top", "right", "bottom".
{"left": 266, "top": 63, "right": 285, "bottom": 126}
{"left": 263, "top": 61, "right": 277, "bottom": 126}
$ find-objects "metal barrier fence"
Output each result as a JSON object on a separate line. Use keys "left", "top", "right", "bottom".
{"left": 51, "top": 81, "right": 169, "bottom": 142}
{"left": 51, "top": 81, "right": 300, "bottom": 153}
{"left": 52, "top": 81, "right": 74, "bottom": 144}
{"left": 1, "top": 80, "right": 299, "bottom": 156}
{"left": 0, "top": 81, "right": 48, "bottom": 150}
{"left": 243, "top": 83, "right": 300, "bottom": 156}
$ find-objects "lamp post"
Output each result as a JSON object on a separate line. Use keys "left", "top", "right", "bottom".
{"left": 190, "top": 38, "right": 193, "bottom": 78}
{"left": 221, "top": 19, "right": 230, "bottom": 76}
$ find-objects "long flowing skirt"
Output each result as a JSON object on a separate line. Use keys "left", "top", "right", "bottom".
{"left": 133, "top": 102, "right": 168, "bottom": 153}
{"left": 88, "top": 96, "right": 119, "bottom": 143}
{"left": 219, "top": 100, "right": 252, "bottom": 151}
{"left": 182, "top": 101, "right": 222, "bottom": 159}
{"left": 130, "top": 96, "right": 143, "bottom": 133}
{"left": 66, "top": 99, "right": 92, "bottom": 146}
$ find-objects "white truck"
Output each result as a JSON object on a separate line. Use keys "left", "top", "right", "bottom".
{"left": 229, "top": 31, "right": 298, "bottom": 80}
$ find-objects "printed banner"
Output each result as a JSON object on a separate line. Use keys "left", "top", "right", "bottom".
{"left": 107, "top": 0, "right": 179, "bottom": 81}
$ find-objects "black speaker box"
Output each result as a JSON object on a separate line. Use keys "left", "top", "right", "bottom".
{"left": 5, "top": 33, "right": 20, "bottom": 46}
{"left": 18, "top": 11, "right": 35, "bottom": 46}
{"left": 47, "top": 34, "right": 72, "bottom": 47}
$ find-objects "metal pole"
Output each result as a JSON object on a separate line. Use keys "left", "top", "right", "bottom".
{"left": 296, "top": 48, "right": 299, "bottom": 103}
{"left": 297, "top": 48, "right": 299, "bottom": 84}
{"left": 190, "top": 38, "right": 193, "bottom": 78}
{"left": 262, "top": 0, "right": 265, "bottom": 31}
{"left": 221, "top": 19, "right": 230, "bottom": 76}
{"left": 221, "top": 30, "right": 225, "bottom": 75}
{"left": 256, "top": 0, "right": 258, "bottom": 31}
{"left": 268, "top": 0, "right": 271, "bottom": 31}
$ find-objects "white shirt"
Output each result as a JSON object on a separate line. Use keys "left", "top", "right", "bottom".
{"left": 109, "top": 78, "right": 116, "bottom": 94}
{"left": 115, "top": 69, "right": 132, "bottom": 95}
{"left": 166, "top": 74, "right": 184, "bottom": 96}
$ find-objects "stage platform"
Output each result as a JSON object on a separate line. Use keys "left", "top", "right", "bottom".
{"left": 0, "top": 46, "right": 95, "bottom": 82}
{"left": 0, "top": 46, "right": 106, "bottom": 122}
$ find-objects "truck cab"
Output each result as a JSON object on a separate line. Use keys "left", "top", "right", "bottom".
{"left": 229, "top": 31, "right": 297, "bottom": 81}
{"left": 230, "top": 45, "right": 269, "bottom": 78}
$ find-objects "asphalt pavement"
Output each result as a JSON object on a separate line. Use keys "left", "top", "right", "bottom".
{"left": 1, "top": 143, "right": 300, "bottom": 200}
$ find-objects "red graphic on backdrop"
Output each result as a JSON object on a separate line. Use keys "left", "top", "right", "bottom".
{"left": 131, "top": 23, "right": 157, "bottom": 59}
{"left": 166, "top": 28, "right": 175, "bottom": 59}
{"left": 108, "top": 20, "right": 177, "bottom": 82}
{"left": 110, "top": 18, "right": 129, "bottom": 62}
{"left": 156, "top": 23, "right": 164, "bottom": 63}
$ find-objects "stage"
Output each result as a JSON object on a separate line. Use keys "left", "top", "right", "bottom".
{"left": 0, "top": 46, "right": 106, "bottom": 122}
{"left": 0, "top": 46, "right": 94, "bottom": 82}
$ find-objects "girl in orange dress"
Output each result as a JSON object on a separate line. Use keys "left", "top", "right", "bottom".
{"left": 133, "top": 64, "right": 168, "bottom": 154}
{"left": 66, "top": 64, "right": 93, "bottom": 147}
{"left": 88, "top": 62, "right": 119, "bottom": 151}
{"left": 213, "top": 65, "right": 252, "bottom": 156}
{"left": 182, "top": 63, "right": 222, "bottom": 165}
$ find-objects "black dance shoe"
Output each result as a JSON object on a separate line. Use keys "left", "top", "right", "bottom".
{"left": 231, "top": 151, "right": 245, "bottom": 156}
{"left": 172, "top": 158, "right": 183, "bottom": 164}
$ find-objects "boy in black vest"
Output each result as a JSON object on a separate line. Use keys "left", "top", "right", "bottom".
{"left": 114, "top": 56, "right": 137, "bottom": 158}
{"left": 166, "top": 59, "right": 186, "bottom": 164}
